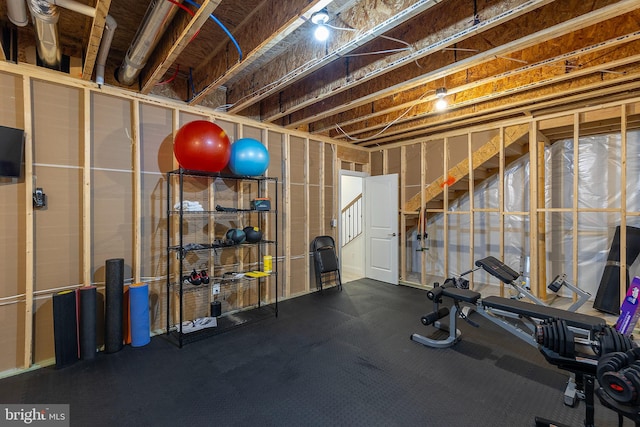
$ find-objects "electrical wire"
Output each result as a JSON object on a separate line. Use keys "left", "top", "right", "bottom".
{"left": 157, "top": 64, "right": 180, "bottom": 85}
{"left": 335, "top": 89, "right": 435, "bottom": 142}
{"left": 182, "top": 0, "right": 243, "bottom": 61}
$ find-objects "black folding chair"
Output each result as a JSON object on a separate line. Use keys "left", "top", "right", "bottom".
{"left": 312, "top": 236, "right": 342, "bottom": 292}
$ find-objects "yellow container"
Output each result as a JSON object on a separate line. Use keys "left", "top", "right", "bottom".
{"left": 263, "top": 255, "right": 272, "bottom": 273}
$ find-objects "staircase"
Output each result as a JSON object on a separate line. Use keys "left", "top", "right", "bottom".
{"left": 404, "top": 123, "right": 530, "bottom": 211}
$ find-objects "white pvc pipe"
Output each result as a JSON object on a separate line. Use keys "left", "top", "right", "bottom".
{"left": 7, "top": 0, "right": 29, "bottom": 26}
{"left": 47, "top": 0, "right": 95, "bottom": 17}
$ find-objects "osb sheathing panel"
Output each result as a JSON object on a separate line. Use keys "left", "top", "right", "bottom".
{"left": 34, "top": 167, "right": 82, "bottom": 291}
{"left": 289, "top": 136, "right": 305, "bottom": 184}
{"left": 0, "top": 304, "right": 22, "bottom": 372}
{"left": 92, "top": 93, "right": 132, "bottom": 171}
{"left": 289, "top": 257, "right": 306, "bottom": 295}
{"left": 32, "top": 81, "right": 81, "bottom": 166}
{"left": 290, "top": 184, "right": 306, "bottom": 256}
{"left": 337, "top": 145, "right": 369, "bottom": 165}
{"left": 140, "top": 104, "right": 174, "bottom": 174}
{"left": 91, "top": 170, "right": 134, "bottom": 281}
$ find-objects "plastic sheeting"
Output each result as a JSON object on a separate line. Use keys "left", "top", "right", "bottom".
{"left": 408, "top": 130, "right": 640, "bottom": 299}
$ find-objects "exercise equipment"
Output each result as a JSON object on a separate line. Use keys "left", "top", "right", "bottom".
{"left": 52, "top": 290, "right": 78, "bottom": 368}
{"left": 228, "top": 138, "right": 269, "bottom": 176}
{"left": 473, "top": 256, "right": 590, "bottom": 311}
{"left": 129, "top": 283, "right": 150, "bottom": 348}
{"left": 594, "top": 225, "right": 640, "bottom": 315}
{"left": 225, "top": 228, "right": 246, "bottom": 244}
{"left": 105, "top": 258, "right": 124, "bottom": 353}
{"left": 173, "top": 120, "right": 231, "bottom": 172}
{"left": 243, "top": 226, "right": 262, "bottom": 243}
{"left": 312, "top": 235, "right": 342, "bottom": 292}
{"left": 596, "top": 347, "right": 640, "bottom": 426}
{"left": 78, "top": 286, "right": 97, "bottom": 360}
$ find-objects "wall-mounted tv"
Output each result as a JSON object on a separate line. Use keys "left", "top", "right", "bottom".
{"left": 0, "top": 125, "right": 25, "bottom": 178}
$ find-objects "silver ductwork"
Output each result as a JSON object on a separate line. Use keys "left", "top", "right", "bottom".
{"left": 96, "top": 14, "right": 117, "bottom": 87}
{"left": 117, "top": 0, "right": 182, "bottom": 86}
{"left": 27, "top": 0, "right": 62, "bottom": 70}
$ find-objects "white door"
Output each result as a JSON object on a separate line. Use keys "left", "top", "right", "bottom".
{"left": 364, "top": 174, "right": 398, "bottom": 285}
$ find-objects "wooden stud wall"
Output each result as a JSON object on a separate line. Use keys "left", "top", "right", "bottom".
{"left": 0, "top": 61, "right": 360, "bottom": 376}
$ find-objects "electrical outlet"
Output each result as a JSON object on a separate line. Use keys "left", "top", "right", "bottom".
{"left": 212, "top": 283, "right": 220, "bottom": 295}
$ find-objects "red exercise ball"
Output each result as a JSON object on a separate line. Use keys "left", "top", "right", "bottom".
{"left": 173, "top": 121, "right": 231, "bottom": 172}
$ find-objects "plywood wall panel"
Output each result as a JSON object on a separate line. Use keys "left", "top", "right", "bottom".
{"left": 140, "top": 104, "right": 173, "bottom": 173}
{"left": 32, "top": 297, "right": 54, "bottom": 366}
{"left": 0, "top": 182, "right": 24, "bottom": 298}
{"left": 308, "top": 141, "right": 321, "bottom": 185}
{"left": 0, "top": 304, "right": 22, "bottom": 372}
{"left": 371, "top": 151, "right": 383, "bottom": 175}
{"left": 92, "top": 93, "right": 132, "bottom": 171}
{"left": 289, "top": 258, "right": 306, "bottom": 295}
{"left": 32, "top": 81, "right": 81, "bottom": 166}
{"left": 290, "top": 184, "right": 306, "bottom": 255}
{"left": 91, "top": 170, "right": 133, "bottom": 283}
{"left": 267, "top": 132, "right": 283, "bottom": 180}
{"left": 140, "top": 173, "right": 166, "bottom": 279}
{"left": 0, "top": 72, "right": 23, "bottom": 127}
{"left": 289, "top": 136, "right": 305, "bottom": 184}
{"left": 33, "top": 167, "right": 82, "bottom": 290}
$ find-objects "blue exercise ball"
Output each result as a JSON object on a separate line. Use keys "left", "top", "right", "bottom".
{"left": 228, "top": 138, "right": 270, "bottom": 176}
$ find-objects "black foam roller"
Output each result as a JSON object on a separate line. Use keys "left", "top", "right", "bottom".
{"left": 105, "top": 258, "right": 124, "bottom": 353}
{"left": 78, "top": 286, "right": 97, "bottom": 360}
{"left": 594, "top": 226, "right": 640, "bottom": 315}
{"left": 52, "top": 290, "right": 78, "bottom": 369}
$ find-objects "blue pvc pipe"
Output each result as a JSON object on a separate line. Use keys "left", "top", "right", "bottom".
{"left": 183, "top": 0, "right": 243, "bottom": 60}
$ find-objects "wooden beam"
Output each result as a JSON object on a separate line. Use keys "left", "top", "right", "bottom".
{"left": 225, "top": 0, "right": 444, "bottom": 113}
{"left": 265, "top": 0, "right": 557, "bottom": 125}
{"left": 310, "top": 8, "right": 640, "bottom": 136}
{"left": 81, "top": 0, "right": 112, "bottom": 81}
{"left": 23, "top": 75, "right": 33, "bottom": 368}
{"left": 404, "top": 123, "right": 529, "bottom": 211}
{"left": 82, "top": 89, "right": 91, "bottom": 285}
{"left": 140, "top": 0, "right": 221, "bottom": 94}
{"left": 189, "top": 0, "right": 333, "bottom": 105}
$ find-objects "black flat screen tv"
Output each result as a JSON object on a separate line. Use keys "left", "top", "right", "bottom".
{"left": 0, "top": 125, "right": 25, "bottom": 178}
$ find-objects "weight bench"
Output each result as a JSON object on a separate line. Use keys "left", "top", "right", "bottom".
{"left": 475, "top": 256, "right": 590, "bottom": 311}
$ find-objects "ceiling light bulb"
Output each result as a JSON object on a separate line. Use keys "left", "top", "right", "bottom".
{"left": 435, "top": 98, "right": 448, "bottom": 111}
{"left": 314, "top": 25, "right": 330, "bottom": 41}
{"left": 311, "top": 9, "right": 330, "bottom": 25}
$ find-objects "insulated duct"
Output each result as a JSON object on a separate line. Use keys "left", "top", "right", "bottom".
{"left": 117, "top": 0, "right": 182, "bottom": 86}
{"left": 27, "top": 0, "right": 62, "bottom": 70}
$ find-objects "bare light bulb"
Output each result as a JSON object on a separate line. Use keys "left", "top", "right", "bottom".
{"left": 314, "top": 25, "right": 330, "bottom": 41}
{"left": 435, "top": 98, "right": 448, "bottom": 110}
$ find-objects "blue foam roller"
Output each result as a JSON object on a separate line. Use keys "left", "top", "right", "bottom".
{"left": 129, "top": 283, "right": 150, "bottom": 347}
